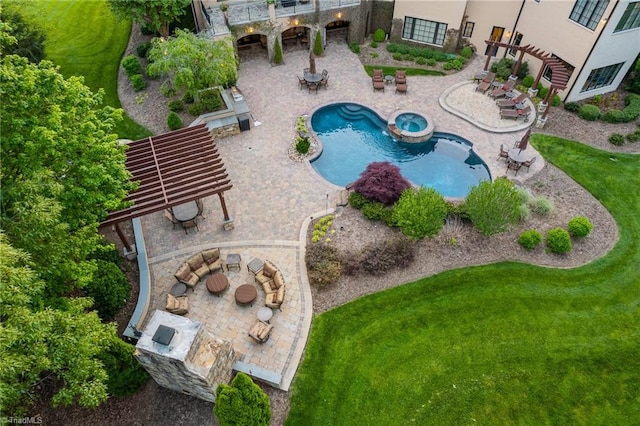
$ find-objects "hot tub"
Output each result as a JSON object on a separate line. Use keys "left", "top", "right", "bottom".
{"left": 387, "top": 110, "right": 435, "bottom": 143}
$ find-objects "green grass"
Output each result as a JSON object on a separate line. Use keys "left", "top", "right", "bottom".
{"left": 364, "top": 65, "right": 445, "bottom": 77}
{"left": 287, "top": 135, "right": 640, "bottom": 424}
{"left": 14, "top": 0, "right": 151, "bottom": 139}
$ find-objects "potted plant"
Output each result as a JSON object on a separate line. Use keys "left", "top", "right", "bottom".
{"left": 219, "top": 2, "right": 228, "bottom": 12}
{"left": 266, "top": 0, "right": 276, "bottom": 5}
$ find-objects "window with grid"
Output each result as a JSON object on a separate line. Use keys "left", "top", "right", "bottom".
{"left": 402, "top": 17, "right": 448, "bottom": 46}
{"left": 580, "top": 63, "right": 624, "bottom": 92}
{"left": 615, "top": 1, "right": 640, "bottom": 32}
{"left": 463, "top": 22, "right": 475, "bottom": 37}
{"left": 509, "top": 32, "right": 523, "bottom": 56}
{"left": 569, "top": 0, "right": 609, "bottom": 30}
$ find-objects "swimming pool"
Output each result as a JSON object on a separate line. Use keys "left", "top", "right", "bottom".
{"left": 309, "top": 103, "right": 491, "bottom": 198}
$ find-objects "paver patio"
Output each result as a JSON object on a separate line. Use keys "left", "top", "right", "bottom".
{"left": 138, "top": 39, "right": 544, "bottom": 391}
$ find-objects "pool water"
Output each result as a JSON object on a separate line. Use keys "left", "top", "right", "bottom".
{"left": 310, "top": 103, "right": 491, "bottom": 198}
{"left": 396, "top": 113, "right": 427, "bottom": 132}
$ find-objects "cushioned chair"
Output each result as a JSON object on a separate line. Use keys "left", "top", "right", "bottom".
{"left": 202, "top": 248, "right": 223, "bottom": 273}
{"left": 249, "top": 321, "right": 273, "bottom": 343}
{"left": 372, "top": 69, "right": 384, "bottom": 82}
{"left": 174, "top": 263, "right": 199, "bottom": 288}
{"left": 373, "top": 80, "right": 385, "bottom": 92}
{"left": 186, "top": 252, "right": 210, "bottom": 278}
{"left": 255, "top": 260, "right": 286, "bottom": 309}
{"left": 395, "top": 70, "right": 407, "bottom": 84}
{"left": 166, "top": 294, "right": 189, "bottom": 315}
{"left": 395, "top": 82, "right": 408, "bottom": 95}
{"left": 255, "top": 260, "right": 278, "bottom": 287}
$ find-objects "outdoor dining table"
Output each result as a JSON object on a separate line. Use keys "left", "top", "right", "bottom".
{"left": 172, "top": 200, "right": 198, "bottom": 222}
{"left": 508, "top": 148, "right": 530, "bottom": 163}
{"left": 304, "top": 73, "right": 322, "bottom": 83}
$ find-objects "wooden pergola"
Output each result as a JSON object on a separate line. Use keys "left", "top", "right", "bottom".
{"left": 484, "top": 41, "right": 570, "bottom": 124}
{"left": 101, "top": 124, "right": 233, "bottom": 249}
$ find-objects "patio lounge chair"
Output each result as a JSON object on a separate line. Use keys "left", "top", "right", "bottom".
{"left": 475, "top": 71, "right": 495, "bottom": 93}
{"left": 248, "top": 320, "right": 273, "bottom": 343}
{"left": 489, "top": 80, "right": 516, "bottom": 99}
{"left": 373, "top": 80, "right": 385, "bottom": 92}
{"left": 395, "top": 70, "right": 407, "bottom": 84}
{"left": 500, "top": 105, "right": 532, "bottom": 121}
{"left": 496, "top": 93, "right": 527, "bottom": 108}
{"left": 395, "top": 82, "right": 407, "bottom": 95}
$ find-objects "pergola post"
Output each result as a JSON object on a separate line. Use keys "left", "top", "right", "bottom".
{"left": 511, "top": 50, "right": 526, "bottom": 80}
{"left": 483, "top": 42, "right": 495, "bottom": 71}
{"left": 218, "top": 192, "right": 234, "bottom": 230}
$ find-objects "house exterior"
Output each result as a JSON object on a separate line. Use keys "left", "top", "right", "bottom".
{"left": 192, "top": 0, "right": 639, "bottom": 102}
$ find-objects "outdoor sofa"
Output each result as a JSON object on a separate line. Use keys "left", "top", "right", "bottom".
{"left": 255, "top": 260, "right": 286, "bottom": 309}
{"left": 174, "top": 248, "right": 223, "bottom": 288}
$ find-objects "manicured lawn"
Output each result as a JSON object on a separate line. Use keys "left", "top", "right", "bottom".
{"left": 287, "top": 135, "right": 640, "bottom": 424}
{"left": 15, "top": 0, "right": 151, "bottom": 139}
{"left": 364, "top": 65, "right": 446, "bottom": 77}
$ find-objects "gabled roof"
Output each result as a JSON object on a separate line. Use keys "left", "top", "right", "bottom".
{"left": 101, "top": 124, "right": 232, "bottom": 227}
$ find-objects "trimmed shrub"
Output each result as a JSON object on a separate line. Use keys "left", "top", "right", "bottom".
{"left": 85, "top": 260, "right": 129, "bottom": 320}
{"left": 361, "top": 201, "right": 386, "bottom": 221}
{"left": 188, "top": 102, "right": 205, "bottom": 116}
{"left": 393, "top": 187, "right": 448, "bottom": 239}
{"left": 490, "top": 57, "right": 516, "bottom": 80}
{"left": 392, "top": 52, "right": 403, "bottom": 61}
{"left": 168, "top": 99, "right": 184, "bottom": 112}
{"left": 609, "top": 133, "right": 625, "bottom": 146}
{"left": 568, "top": 215, "right": 593, "bottom": 238}
{"left": 463, "top": 178, "right": 522, "bottom": 236}
{"left": 295, "top": 136, "right": 310, "bottom": 154}
{"left": 88, "top": 239, "right": 122, "bottom": 267}
{"left": 273, "top": 38, "right": 283, "bottom": 64}
{"left": 121, "top": 54, "right": 142, "bottom": 77}
{"left": 426, "top": 58, "right": 437, "bottom": 66}
{"left": 601, "top": 94, "right": 640, "bottom": 123}
{"left": 443, "top": 59, "right": 464, "bottom": 70}
{"left": 578, "top": 104, "right": 601, "bottom": 121}
{"left": 98, "top": 335, "right": 149, "bottom": 397}
{"left": 215, "top": 373, "right": 271, "bottom": 426}
{"left": 348, "top": 191, "right": 368, "bottom": 209}
{"left": 546, "top": 228, "right": 573, "bottom": 254}
{"left": 352, "top": 162, "right": 411, "bottom": 205}
{"left": 518, "top": 229, "right": 543, "bottom": 250}
{"left": 313, "top": 31, "right": 324, "bottom": 56}
{"left": 522, "top": 75, "right": 534, "bottom": 88}
{"left": 416, "top": 57, "right": 427, "bottom": 65}
{"left": 530, "top": 196, "right": 554, "bottom": 216}
{"left": 305, "top": 243, "right": 341, "bottom": 287}
{"left": 136, "top": 41, "right": 152, "bottom": 58}
{"left": 130, "top": 74, "right": 146, "bottom": 91}
{"left": 370, "top": 41, "right": 378, "bottom": 48}
{"left": 564, "top": 102, "right": 580, "bottom": 112}
{"left": 182, "top": 92, "right": 195, "bottom": 104}
{"left": 538, "top": 86, "right": 549, "bottom": 100}
{"left": 460, "top": 46, "right": 473, "bottom": 59}
{"left": 373, "top": 28, "right": 386, "bottom": 43}
{"left": 349, "top": 43, "right": 361, "bottom": 54}
{"left": 552, "top": 95, "right": 562, "bottom": 107}
{"left": 167, "top": 111, "right": 183, "bottom": 130}
{"left": 626, "top": 130, "right": 640, "bottom": 143}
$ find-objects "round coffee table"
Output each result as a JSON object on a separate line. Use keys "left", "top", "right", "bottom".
{"left": 235, "top": 284, "right": 257, "bottom": 306}
{"left": 206, "top": 273, "right": 229, "bottom": 297}
{"left": 257, "top": 307, "right": 273, "bottom": 323}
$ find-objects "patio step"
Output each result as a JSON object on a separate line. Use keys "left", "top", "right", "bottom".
{"left": 233, "top": 361, "right": 282, "bottom": 388}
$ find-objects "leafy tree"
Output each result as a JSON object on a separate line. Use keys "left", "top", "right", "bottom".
{"left": 0, "top": 5, "right": 45, "bottom": 63}
{"left": 352, "top": 162, "right": 411, "bottom": 206}
{"left": 107, "top": 0, "right": 191, "bottom": 38}
{"left": 0, "top": 234, "right": 114, "bottom": 414}
{"left": 0, "top": 56, "right": 134, "bottom": 297}
{"left": 393, "top": 187, "right": 448, "bottom": 239}
{"left": 147, "top": 30, "right": 237, "bottom": 99}
{"left": 84, "top": 260, "right": 130, "bottom": 321}
{"left": 463, "top": 178, "right": 522, "bottom": 236}
{"left": 214, "top": 372, "right": 271, "bottom": 426}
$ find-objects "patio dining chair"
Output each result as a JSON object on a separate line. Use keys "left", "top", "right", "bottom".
{"left": 164, "top": 209, "right": 179, "bottom": 229}
{"left": 497, "top": 144, "right": 509, "bottom": 162}
{"left": 319, "top": 75, "right": 329, "bottom": 90}
{"left": 322, "top": 69, "right": 328, "bottom": 77}
{"left": 196, "top": 199, "right": 205, "bottom": 219}
{"left": 521, "top": 156, "right": 537, "bottom": 172}
{"left": 182, "top": 219, "right": 199, "bottom": 234}
{"left": 308, "top": 82, "right": 319, "bottom": 94}
{"left": 297, "top": 75, "right": 308, "bottom": 89}
{"left": 506, "top": 160, "right": 522, "bottom": 175}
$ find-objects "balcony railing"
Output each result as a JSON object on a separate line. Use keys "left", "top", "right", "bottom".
{"left": 318, "top": 0, "right": 360, "bottom": 11}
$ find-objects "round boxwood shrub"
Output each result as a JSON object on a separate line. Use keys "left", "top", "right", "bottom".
{"left": 564, "top": 101, "right": 580, "bottom": 112}
{"left": 522, "top": 75, "right": 534, "bottom": 88}
{"left": 546, "top": 228, "right": 573, "bottom": 254}
{"left": 552, "top": 95, "right": 562, "bottom": 107}
{"left": 427, "top": 58, "right": 437, "bottom": 66}
{"left": 121, "top": 54, "right": 142, "bottom": 77}
{"left": 130, "top": 74, "right": 146, "bottom": 91}
{"left": 370, "top": 41, "right": 378, "bottom": 48}
{"left": 295, "top": 136, "right": 310, "bottom": 154}
{"left": 538, "top": 86, "right": 549, "bottom": 100}
{"left": 460, "top": 46, "right": 473, "bottom": 59}
{"left": 626, "top": 130, "right": 640, "bottom": 143}
{"left": 568, "top": 215, "right": 593, "bottom": 238}
{"left": 85, "top": 260, "right": 130, "bottom": 320}
{"left": 98, "top": 335, "right": 149, "bottom": 397}
{"left": 136, "top": 41, "right": 152, "bottom": 58}
{"left": 609, "top": 133, "right": 625, "bottom": 146}
{"left": 578, "top": 104, "right": 601, "bottom": 121}
{"left": 518, "top": 229, "right": 543, "bottom": 250}
{"left": 167, "top": 111, "right": 183, "bottom": 130}
{"left": 349, "top": 42, "right": 361, "bottom": 54}
{"left": 168, "top": 99, "right": 184, "bottom": 112}
{"left": 373, "top": 28, "right": 386, "bottom": 42}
